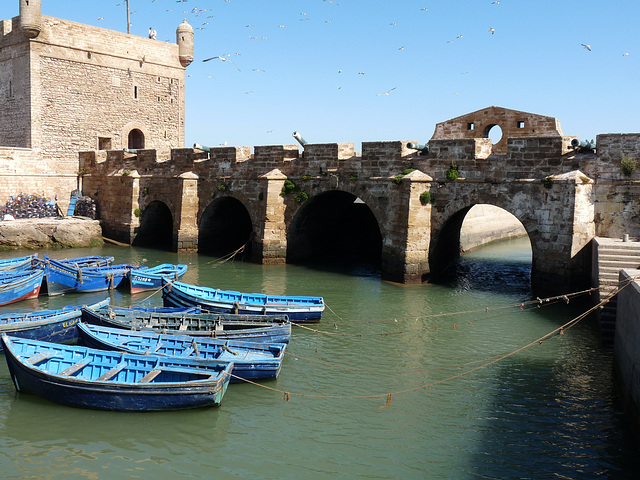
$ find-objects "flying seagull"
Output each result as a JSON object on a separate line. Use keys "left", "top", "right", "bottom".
{"left": 377, "top": 87, "right": 396, "bottom": 96}
{"left": 581, "top": 43, "right": 591, "bottom": 51}
{"left": 203, "top": 56, "right": 241, "bottom": 71}
{"left": 488, "top": 27, "right": 495, "bottom": 34}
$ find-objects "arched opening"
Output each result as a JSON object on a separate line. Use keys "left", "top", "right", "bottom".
{"left": 287, "top": 191, "right": 382, "bottom": 275}
{"left": 199, "top": 197, "right": 253, "bottom": 257}
{"left": 430, "top": 204, "right": 532, "bottom": 294}
{"left": 132, "top": 201, "right": 174, "bottom": 250}
{"left": 128, "top": 129, "right": 145, "bottom": 149}
{"left": 486, "top": 124, "right": 503, "bottom": 145}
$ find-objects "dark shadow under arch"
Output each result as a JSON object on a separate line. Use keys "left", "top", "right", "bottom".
{"left": 199, "top": 197, "right": 253, "bottom": 257}
{"left": 287, "top": 191, "right": 382, "bottom": 274}
{"left": 132, "top": 201, "right": 174, "bottom": 250}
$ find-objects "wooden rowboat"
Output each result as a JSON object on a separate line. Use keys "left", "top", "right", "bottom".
{"left": 0, "top": 269, "right": 45, "bottom": 306}
{"left": 39, "top": 255, "right": 133, "bottom": 296}
{"left": 1, "top": 335, "right": 233, "bottom": 411}
{"left": 162, "top": 279, "right": 324, "bottom": 322}
{"left": 129, "top": 263, "right": 188, "bottom": 294}
{"left": 0, "top": 298, "right": 109, "bottom": 350}
{"left": 0, "top": 254, "right": 38, "bottom": 272}
{"left": 81, "top": 304, "right": 292, "bottom": 344}
{"left": 78, "top": 323, "right": 286, "bottom": 382}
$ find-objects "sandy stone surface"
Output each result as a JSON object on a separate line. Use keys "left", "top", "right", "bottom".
{"left": 0, "top": 218, "right": 103, "bottom": 249}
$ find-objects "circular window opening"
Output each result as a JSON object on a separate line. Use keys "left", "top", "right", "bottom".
{"left": 487, "top": 124, "right": 503, "bottom": 145}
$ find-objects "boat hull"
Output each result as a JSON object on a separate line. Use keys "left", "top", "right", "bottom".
{"left": 0, "top": 269, "right": 45, "bottom": 306}
{"left": 162, "top": 280, "right": 324, "bottom": 322}
{"left": 81, "top": 306, "right": 292, "bottom": 344}
{"left": 41, "top": 256, "right": 130, "bottom": 296}
{"left": 0, "top": 299, "right": 110, "bottom": 351}
{"left": 130, "top": 264, "right": 188, "bottom": 294}
{"left": 1, "top": 335, "right": 232, "bottom": 412}
{"left": 78, "top": 323, "right": 285, "bottom": 382}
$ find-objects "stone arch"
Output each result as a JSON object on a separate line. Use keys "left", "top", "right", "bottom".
{"left": 286, "top": 189, "right": 383, "bottom": 270}
{"left": 128, "top": 129, "right": 145, "bottom": 149}
{"left": 132, "top": 200, "right": 174, "bottom": 250}
{"left": 198, "top": 195, "right": 253, "bottom": 256}
{"left": 429, "top": 200, "right": 536, "bottom": 283}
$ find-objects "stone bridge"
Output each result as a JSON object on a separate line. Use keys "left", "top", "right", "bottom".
{"left": 78, "top": 107, "right": 640, "bottom": 296}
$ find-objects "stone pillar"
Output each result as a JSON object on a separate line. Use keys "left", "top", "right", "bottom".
{"left": 382, "top": 170, "right": 433, "bottom": 283}
{"left": 253, "top": 169, "right": 288, "bottom": 264}
{"left": 174, "top": 172, "right": 199, "bottom": 252}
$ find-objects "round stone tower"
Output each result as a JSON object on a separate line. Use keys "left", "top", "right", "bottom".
{"left": 176, "top": 19, "right": 194, "bottom": 67}
{"left": 19, "top": 0, "right": 41, "bottom": 38}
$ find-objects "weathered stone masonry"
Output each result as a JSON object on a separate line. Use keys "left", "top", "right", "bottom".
{"left": 77, "top": 107, "right": 640, "bottom": 296}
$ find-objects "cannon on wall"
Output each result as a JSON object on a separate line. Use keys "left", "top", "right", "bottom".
{"left": 292, "top": 131, "right": 308, "bottom": 147}
{"left": 193, "top": 143, "right": 211, "bottom": 152}
{"left": 407, "top": 142, "right": 429, "bottom": 153}
{"left": 571, "top": 139, "right": 596, "bottom": 151}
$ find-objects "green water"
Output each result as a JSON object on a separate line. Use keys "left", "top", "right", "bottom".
{"left": 0, "top": 237, "right": 638, "bottom": 479}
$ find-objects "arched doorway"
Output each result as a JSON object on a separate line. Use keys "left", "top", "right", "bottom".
{"left": 132, "top": 201, "right": 174, "bottom": 250}
{"left": 199, "top": 197, "right": 253, "bottom": 257}
{"left": 128, "top": 129, "right": 145, "bottom": 149}
{"left": 287, "top": 191, "right": 382, "bottom": 274}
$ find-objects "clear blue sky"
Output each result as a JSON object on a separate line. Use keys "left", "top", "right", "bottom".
{"left": 2, "top": 0, "right": 638, "bottom": 149}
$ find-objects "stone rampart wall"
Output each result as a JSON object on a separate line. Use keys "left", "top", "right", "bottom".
{"left": 614, "top": 268, "right": 640, "bottom": 441}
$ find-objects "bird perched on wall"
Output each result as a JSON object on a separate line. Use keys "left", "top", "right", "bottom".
{"left": 203, "top": 55, "right": 241, "bottom": 71}
{"left": 581, "top": 43, "right": 591, "bottom": 51}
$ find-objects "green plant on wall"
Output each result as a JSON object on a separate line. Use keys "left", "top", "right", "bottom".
{"left": 621, "top": 154, "right": 637, "bottom": 176}
{"left": 280, "top": 179, "right": 308, "bottom": 203}
{"left": 445, "top": 163, "right": 459, "bottom": 181}
{"left": 541, "top": 176, "right": 553, "bottom": 189}
{"left": 77, "top": 168, "right": 86, "bottom": 176}
{"left": 419, "top": 191, "right": 432, "bottom": 205}
{"left": 392, "top": 168, "right": 416, "bottom": 185}
{"left": 134, "top": 208, "right": 141, "bottom": 217}
{"left": 217, "top": 183, "right": 228, "bottom": 192}
{"left": 302, "top": 174, "right": 311, "bottom": 181}
{"left": 122, "top": 169, "right": 131, "bottom": 176}
{"left": 142, "top": 187, "right": 149, "bottom": 196}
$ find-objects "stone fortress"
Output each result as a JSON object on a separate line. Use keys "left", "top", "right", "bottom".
{"left": 2, "top": 0, "right": 640, "bottom": 299}
{"left": 0, "top": 0, "right": 192, "bottom": 202}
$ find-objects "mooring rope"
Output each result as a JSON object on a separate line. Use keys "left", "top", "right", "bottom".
{"left": 240, "top": 278, "right": 638, "bottom": 405}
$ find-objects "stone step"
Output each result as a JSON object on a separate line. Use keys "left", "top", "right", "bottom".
{"left": 599, "top": 259, "right": 640, "bottom": 269}
{"left": 597, "top": 246, "right": 640, "bottom": 256}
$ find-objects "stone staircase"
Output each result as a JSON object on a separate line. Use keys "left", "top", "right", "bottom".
{"left": 592, "top": 237, "right": 640, "bottom": 344}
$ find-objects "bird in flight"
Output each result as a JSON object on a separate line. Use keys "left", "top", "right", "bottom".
{"left": 488, "top": 27, "right": 495, "bottom": 34}
{"left": 581, "top": 43, "right": 591, "bottom": 51}
{"left": 377, "top": 87, "right": 396, "bottom": 96}
{"left": 203, "top": 56, "right": 241, "bottom": 71}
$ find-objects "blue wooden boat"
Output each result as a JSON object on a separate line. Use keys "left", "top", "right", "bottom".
{"left": 81, "top": 304, "right": 291, "bottom": 344}
{"left": 129, "top": 263, "right": 188, "bottom": 294}
{"left": 0, "top": 299, "right": 109, "bottom": 350}
{"left": 78, "top": 323, "right": 286, "bottom": 382}
{"left": 40, "top": 255, "right": 133, "bottom": 296}
{"left": 1, "top": 335, "right": 233, "bottom": 411}
{"left": 162, "top": 280, "right": 324, "bottom": 322}
{"left": 0, "top": 269, "right": 45, "bottom": 306}
{"left": 0, "top": 254, "right": 38, "bottom": 272}
{"left": 59, "top": 255, "right": 114, "bottom": 268}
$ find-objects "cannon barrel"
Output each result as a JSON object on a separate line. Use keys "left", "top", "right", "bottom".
{"left": 122, "top": 148, "right": 138, "bottom": 154}
{"left": 571, "top": 139, "right": 596, "bottom": 150}
{"left": 193, "top": 143, "right": 211, "bottom": 152}
{"left": 407, "top": 142, "right": 429, "bottom": 152}
{"left": 292, "top": 131, "right": 308, "bottom": 146}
